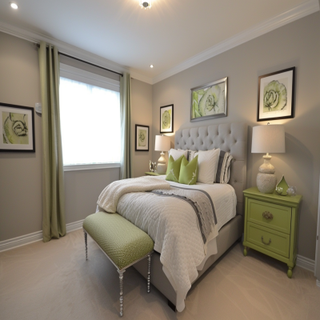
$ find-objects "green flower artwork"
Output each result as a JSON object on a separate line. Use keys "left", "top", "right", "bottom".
{"left": 160, "top": 104, "right": 174, "bottom": 133}
{"left": 257, "top": 67, "right": 295, "bottom": 121}
{"left": 191, "top": 78, "right": 227, "bottom": 121}
{"left": 263, "top": 80, "right": 287, "bottom": 112}
{"left": 2, "top": 112, "right": 29, "bottom": 145}
{"left": 138, "top": 129, "right": 147, "bottom": 147}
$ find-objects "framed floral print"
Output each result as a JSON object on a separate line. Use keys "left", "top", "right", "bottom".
{"left": 160, "top": 104, "right": 174, "bottom": 133}
{"left": 0, "top": 102, "right": 35, "bottom": 152}
{"left": 257, "top": 67, "right": 295, "bottom": 121}
{"left": 191, "top": 77, "right": 228, "bottom": 122}
{"left": 135, "top": 124, "right": 149, "bottom": 151}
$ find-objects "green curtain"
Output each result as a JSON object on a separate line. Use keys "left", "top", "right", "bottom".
{"left": 120, "top": 73, "right": 132, "bottom": 179}
{"left": 38, "top": 41, "right": 66, "bottom": 242}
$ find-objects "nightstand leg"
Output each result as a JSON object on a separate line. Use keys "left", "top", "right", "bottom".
{"left": 287, "top": 266, "right": 293, "bottom": 278}
{"left": 243, "top": 247, "right": 247, "bottom": 256}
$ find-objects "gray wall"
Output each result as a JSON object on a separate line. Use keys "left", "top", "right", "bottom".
{"left": 0, "top": 32, "right": 153, "bottom": 241}
{"left": 152, "top": 12, "right": 320, "bottom": 260}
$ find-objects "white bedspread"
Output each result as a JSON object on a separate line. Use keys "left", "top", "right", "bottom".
{"left": 97, "top": 176, "right": 236, "bottom": 312}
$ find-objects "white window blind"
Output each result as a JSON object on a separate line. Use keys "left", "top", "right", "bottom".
{"left": 59, "top": 64, "right": 121, "bottom": 169}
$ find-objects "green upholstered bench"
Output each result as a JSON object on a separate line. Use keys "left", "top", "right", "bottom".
{"left": 83, "top": 212, "right": 154, "bottom": 317}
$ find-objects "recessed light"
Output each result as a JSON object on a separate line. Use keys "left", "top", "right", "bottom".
{"left": 150, "top": 65, "right": 154, "bottom": 68}
{"left": 140, "top": 1, "right": 152, "bottom": 9}
{"left": 10, "top": 2, "right": 18, "bottom": 10}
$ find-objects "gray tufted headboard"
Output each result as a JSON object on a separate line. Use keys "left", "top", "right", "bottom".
{"left": 175, "top": 122, "right": 247, "bottom": 215}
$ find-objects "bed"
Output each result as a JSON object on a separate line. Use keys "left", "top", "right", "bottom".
{"left": 97, "top": 122, "right": 247, "bottom": 312}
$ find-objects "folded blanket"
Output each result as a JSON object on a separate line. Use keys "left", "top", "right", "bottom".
{"left": 97, "top": 176, "right": 171, "bottom": 213}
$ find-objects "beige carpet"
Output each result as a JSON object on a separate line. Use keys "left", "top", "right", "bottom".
{"left": 0, "top": 229, "right": 319, "bottom": 320}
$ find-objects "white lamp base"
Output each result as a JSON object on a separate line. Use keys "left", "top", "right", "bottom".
{"left": 256, "top": 154, "right": 277, "bottom": 194}
{"left": 157, "top": 163, "right": 167, "bottom": 174}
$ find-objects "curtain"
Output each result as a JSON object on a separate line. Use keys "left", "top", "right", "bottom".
{"left": 120, "top": 73, "right": 132, "bottom": 179}
{"left": 38, "top": 41, "right": 66, "bottom": 242}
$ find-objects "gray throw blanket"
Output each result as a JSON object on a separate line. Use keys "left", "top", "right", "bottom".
{"left": 152, "top": 186, "right": 217, "bottom": 244}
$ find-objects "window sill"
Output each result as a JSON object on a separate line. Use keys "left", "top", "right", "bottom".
{"left": 64, "top": 163, "right": 120, "bottom": 172}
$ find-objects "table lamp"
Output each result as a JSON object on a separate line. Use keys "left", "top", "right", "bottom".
{"left": 154, "top": 135, "right": 170, "bottom": 174}
{"left": 251, "top": 124, "right": 285, "bottom": 193}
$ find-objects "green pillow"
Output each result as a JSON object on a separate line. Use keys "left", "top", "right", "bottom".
{"left": 166, "top": 155, "right": 184, "bottom": 182}
{"left": 179, "top": 155, "right": 198, "bottom": 185}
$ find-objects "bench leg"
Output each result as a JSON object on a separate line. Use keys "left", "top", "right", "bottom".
{"left": 147, "top": 253, "right": 152, "bottom": 293}
{"left": 118, "top": 269, "right": 126, "bottom": 317}
{"left": 84, "top": 230, "right": 88, "bottom": 260}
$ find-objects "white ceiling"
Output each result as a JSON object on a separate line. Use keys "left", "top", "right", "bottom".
{"left": 0, "top": 0, "right": 319, "bottom": 84}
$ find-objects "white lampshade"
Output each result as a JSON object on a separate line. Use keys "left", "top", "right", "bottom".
{"left": 155, "top": 135, "right": 170, "bottom": 152}
{"left": 252, "top": 125, "right": 285, "bottom": 154}
{"left": 252, "top": 125, "right": 285, "bottom": 194}
{"left": 154, "top": 135, "right": 170, "bottom": 174}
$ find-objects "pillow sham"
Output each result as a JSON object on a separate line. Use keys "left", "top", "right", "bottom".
{"left": 166, "top": 155, "right": 184, "bottom": 182}
{"left": 216, "top": 150, "right": 233, "bottom": 184}
{"left": 179, "top": 155, "right": 198, "bottom": 185}
{"left": 187, "top": 150, "right": 196, "bottom": 162}
{"left": 168, "top": 149, "right": 188, "bottom": 161}
{"left": 195, "top": 148, "right": 220, "bottom": 184}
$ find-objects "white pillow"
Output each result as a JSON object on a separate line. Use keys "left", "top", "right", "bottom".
{"left": 168, "top": 149, "right": 188, "bottom": 160}
{"left": 195, "top": 148, "right": 220, "bottom": 184}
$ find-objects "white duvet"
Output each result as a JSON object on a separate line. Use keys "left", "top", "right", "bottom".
{"left": 97, "top": 176, "right": 236, "bottom": 312}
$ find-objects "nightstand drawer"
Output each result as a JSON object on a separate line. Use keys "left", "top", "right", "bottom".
{"left": 247, "top": 222, "right": 290, "bottom": 258}
{"left": 247, "top": 199, "right": 291, "bottom": 234}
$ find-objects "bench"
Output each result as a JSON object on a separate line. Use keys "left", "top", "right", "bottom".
{"left": 83, "top": 212, "right": 154, "bottom": 317}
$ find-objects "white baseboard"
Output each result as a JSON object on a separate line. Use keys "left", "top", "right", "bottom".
{"left": 316, "top": 279, "right": 320, "bottom": 288}
{"left": 296, "top": 254, "right": 315, "bottom": 273}
{"left": 0, "top": 219, "right": 84, "bottom": 253}
{"left": 0, "top": 226, "right": 317, "bottom": 276}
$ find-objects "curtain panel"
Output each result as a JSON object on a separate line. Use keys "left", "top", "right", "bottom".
{"left": 38, "top": 41, "right": 66, "bottom": 242}
{"left": 120, "top": 73, "right": 132, "bottom": 179}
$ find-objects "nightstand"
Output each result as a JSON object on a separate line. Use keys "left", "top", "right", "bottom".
{"left": 243, "top": 187, "right": 302, "bottom": 278}
{"left": 145, "top": 172, "right": 163, "bottom": 176}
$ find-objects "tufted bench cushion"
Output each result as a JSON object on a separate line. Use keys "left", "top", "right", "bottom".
{"left": 83, "top": 212, "right": 154, "bottom": 316}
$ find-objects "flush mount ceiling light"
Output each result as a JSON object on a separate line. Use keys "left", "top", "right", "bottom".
{"left": 140, "top": 1, "right": 152, "bottom": 9}
{"left": 10, "top": 2, "right": 18, "bottom": 9}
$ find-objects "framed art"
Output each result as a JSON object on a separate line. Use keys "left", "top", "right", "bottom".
{"left": 0, "top": 102, "right": 35, "bottom": 152}
{"left": 191, "top": 77, "right": 228, "bottom": 122}
{"left": 160, "top": 104, "right": 174, "bottom": 133}
{"left": 257, "top": 67, "right": 295, "bottom": 121}
{"left": 135, "top": 124, "right": 149, "bottom": 151}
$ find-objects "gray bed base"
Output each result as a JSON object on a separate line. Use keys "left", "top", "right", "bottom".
{"left": 133, "top": 122, "right": 247, "bottom": 310}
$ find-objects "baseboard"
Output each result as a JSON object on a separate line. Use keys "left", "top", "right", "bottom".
{"left": 0, "top": 219, "right": 84, "bottom": 253}
{"left": 296, "top": 254, "right": 315, "bottom": 273}
{"left": 316, "top": 279, "right": 320, "bottom": 288}
{"left": 0, "top": 226, "right": 317, "bottom": 276}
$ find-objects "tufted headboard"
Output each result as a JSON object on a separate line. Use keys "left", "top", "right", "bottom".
{"left": 175, "top": 122, "right": 247, "bottom": 215}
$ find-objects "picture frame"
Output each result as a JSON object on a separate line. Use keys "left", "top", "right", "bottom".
{"left": 135, "top": 124, "right": 149, "bottom": 151}
{"left": 191, "top": 77, "right": 228, "bottom": 122}
{"left": 257, "top": 67, "right": 295, "bottom": 121}
{"left": 0, "top": 102, "right": 35, "bottom": 152}
{"left": 160, "top": 104, "right": 174, "bottom": 133}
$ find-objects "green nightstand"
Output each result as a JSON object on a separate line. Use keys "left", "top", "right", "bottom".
{"left": 145, "top": 172, "right": 164, "bottom": 176}
{"left": 243, "top": 187, "right": 302, "bottom": 278}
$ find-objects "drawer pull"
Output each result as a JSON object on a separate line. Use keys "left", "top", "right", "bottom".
{"left": 261, "top": 236, "right": 271, "bottom": 245}
{"left": 262, "top": 211, "right": 273, "bottom": 220}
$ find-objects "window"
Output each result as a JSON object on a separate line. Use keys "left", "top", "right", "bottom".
{"left": 59, "top": 64, "right": 121, "bottom": 170}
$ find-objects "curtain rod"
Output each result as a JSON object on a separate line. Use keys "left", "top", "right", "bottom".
{"left": 36, "top": 43, "right": 123, "bottom": 77}
{"left": 59, "top": 52, "right": 123, "bottom": 77}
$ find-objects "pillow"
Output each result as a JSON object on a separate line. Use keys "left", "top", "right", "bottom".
{"left": 179, "top": 155, "right": 198, "bottom": 185}
{"left": 187, "top": 150, "right": 196, "bottom": 162}
{"left": 166, "top": 155, "right": 184, "bottom": 182}
{"left": 195, "top": 148, "right": 220, "bottom": 184}
{"left": 168, "top": 149, "right": 188, "bottom": 160}
{"left": 216, "top": 150, "right": 233, "bottom": 184}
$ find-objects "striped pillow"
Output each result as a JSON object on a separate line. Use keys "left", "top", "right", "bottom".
{"left": 216, "top": 150, "right": 233, "bottom": 183}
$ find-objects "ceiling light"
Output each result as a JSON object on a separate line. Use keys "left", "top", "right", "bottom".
{"left": 10, "top": 2, "right": 18, "bottom": 9}
{"left": 150, "top": 64, "right": 154, "bottom": 68}
{"left": 140, "top": 1, "right": 152, "bottom": 9}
